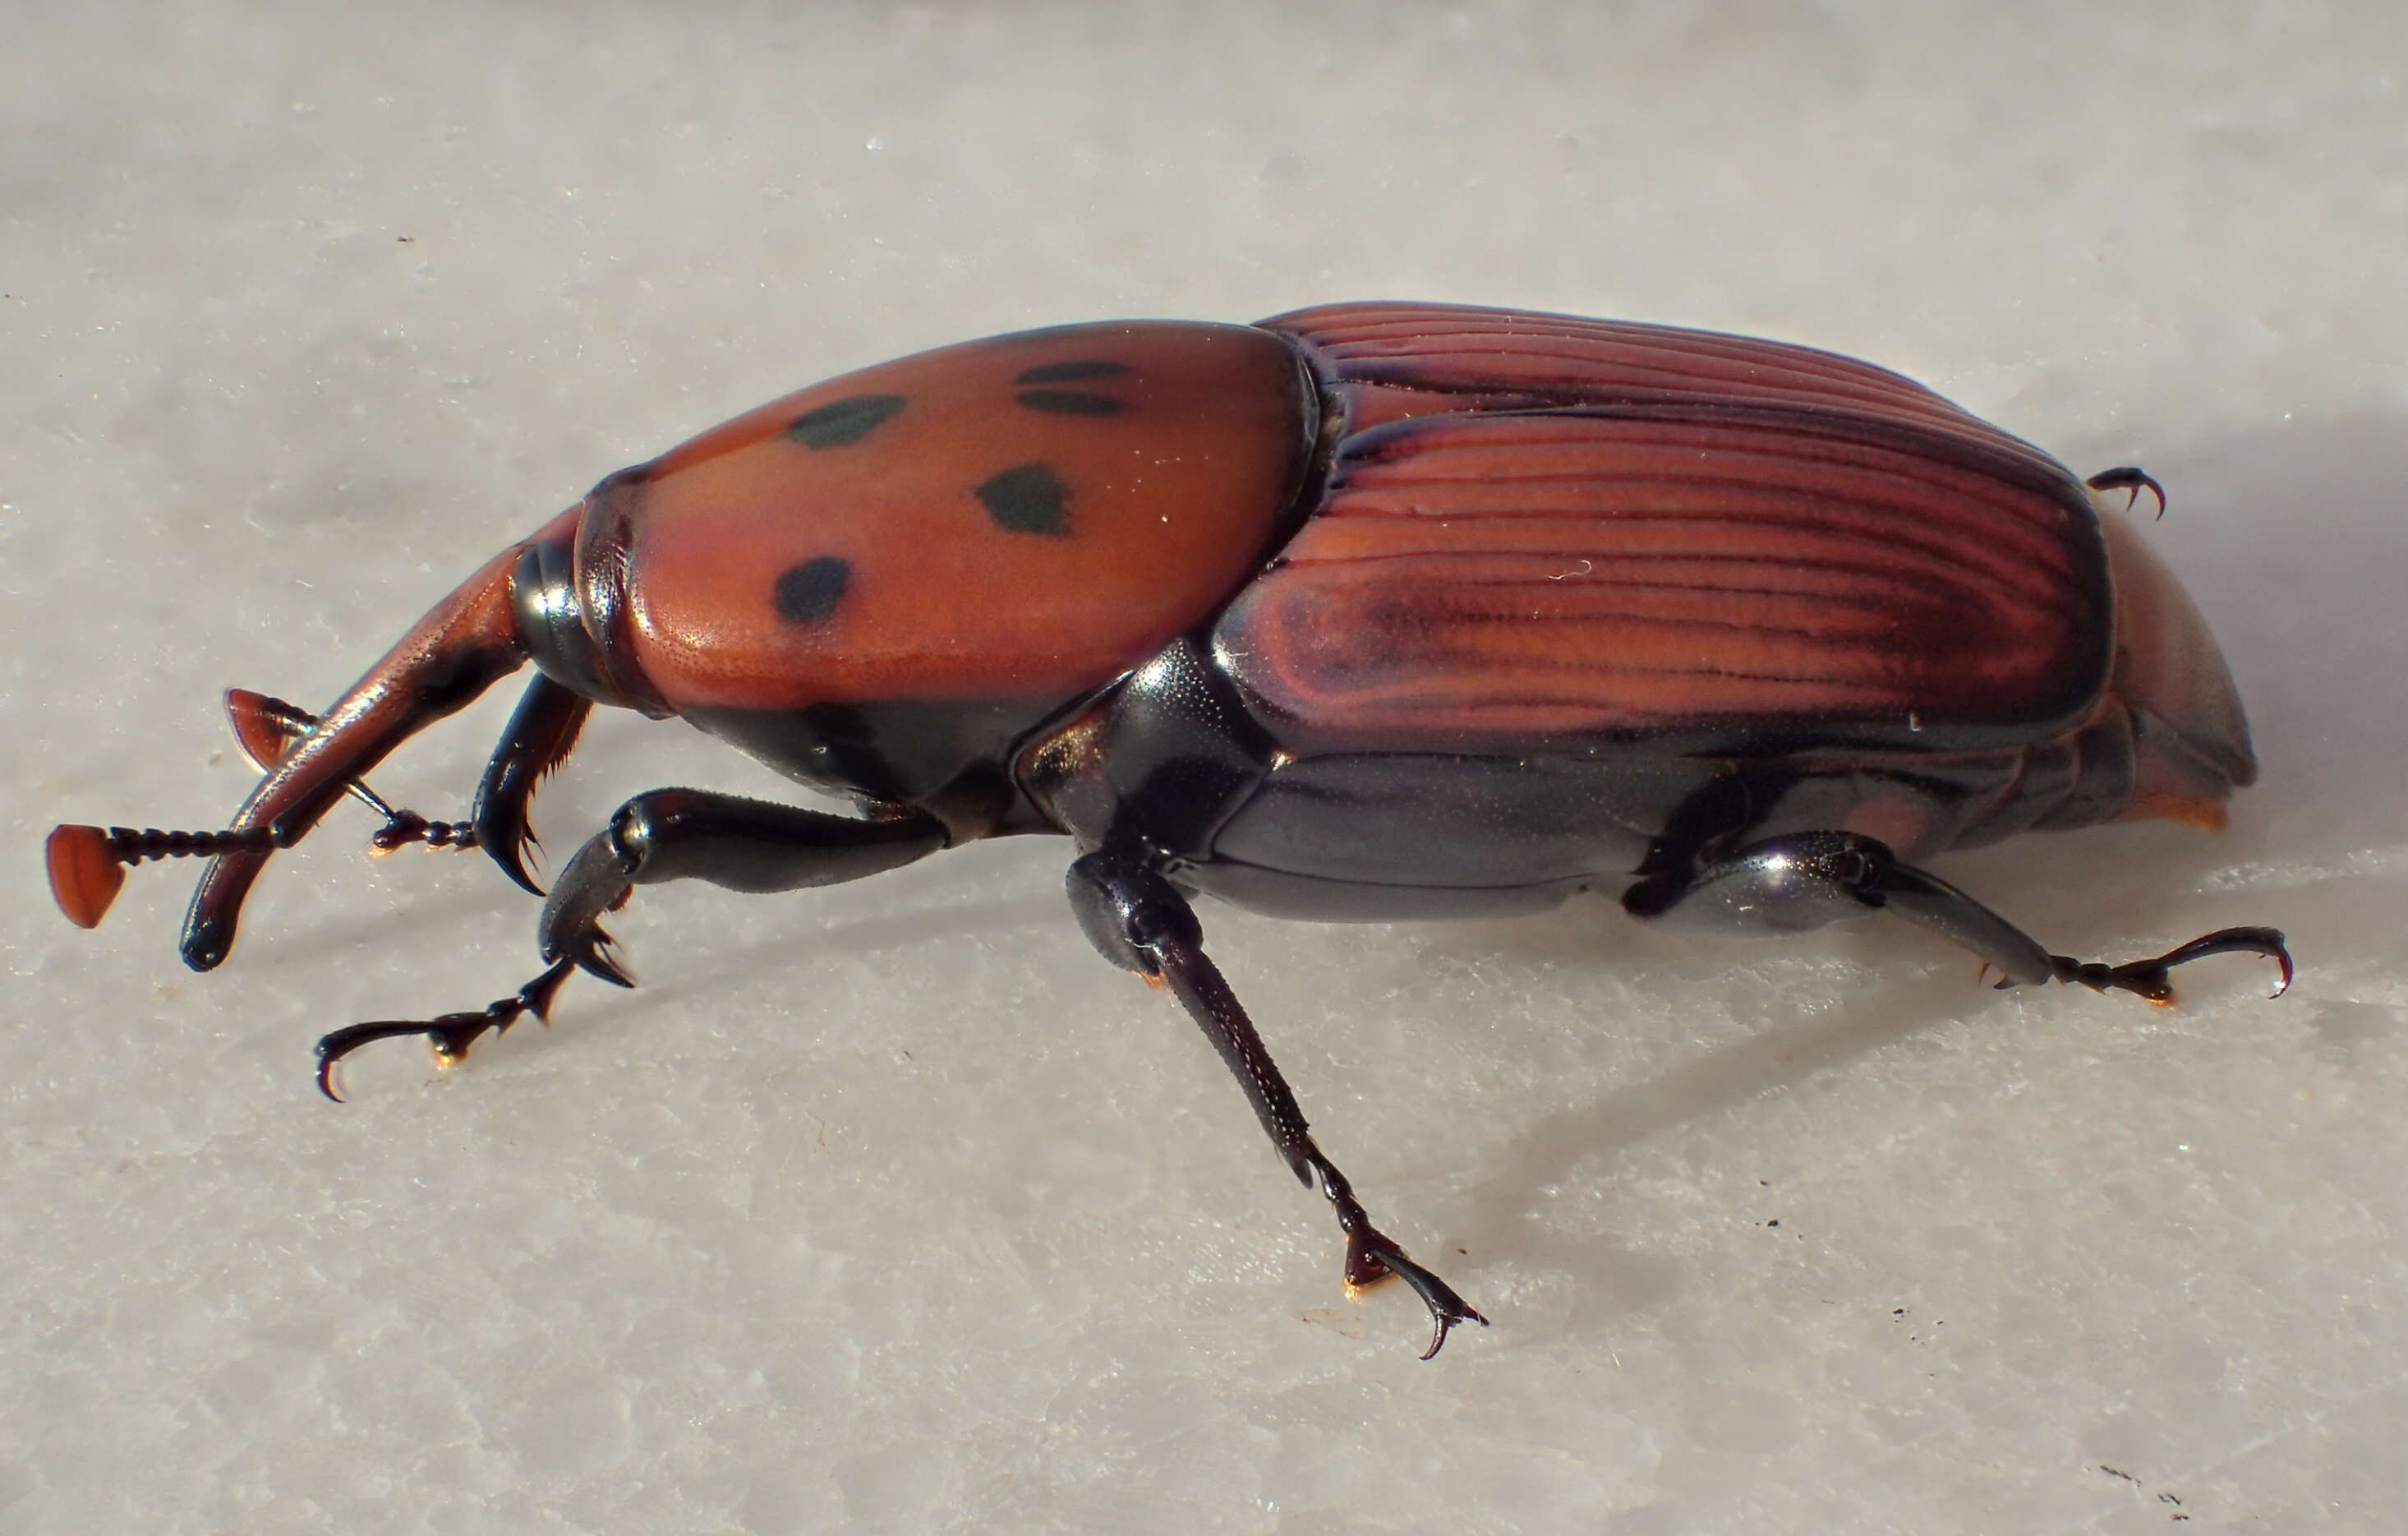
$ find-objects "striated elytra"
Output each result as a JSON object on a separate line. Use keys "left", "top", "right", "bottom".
{"left": 47, "top": 302, "right": 2291, "bottom": 1358}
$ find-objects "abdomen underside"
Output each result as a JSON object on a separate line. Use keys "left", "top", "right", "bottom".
{"left": 1181, "top": 750, "right": 1674, "bottom": 920}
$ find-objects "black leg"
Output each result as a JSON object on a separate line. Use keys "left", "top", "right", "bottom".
{"left": 1624, "top": 829, "right": 2291, "bottom": 1000}
{"left": 314, "top": 788, "right": 947, "bottom": 1098}
{"left": 1069, "top": 845, "right": 1487, "bottom": 1359}
{"left": 314, "top": 961, "right": 578, "bottom": 1102}
{"left": 2085, "top": 464, "right": 2167, "bottom": 517}
{"left": 468, "top": 674, "right": 593, "bottom": 895}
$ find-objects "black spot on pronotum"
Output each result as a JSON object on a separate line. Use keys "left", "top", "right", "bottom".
{"left": 785, "top": 394, "right": 906, "bottom": 449}
{"left": 1015, "top": 389, "right": 1122, "bottom": 417}
{"left": 772, "top": 556, "right": 852, "bottom": 625}
{"left": 974, "top": 463, "right": 1071, "bottom": 537}
{"left": 1016, "top": 359, "right": 1128, "bottom": 385}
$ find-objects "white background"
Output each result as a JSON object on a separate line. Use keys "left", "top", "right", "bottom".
{"left": 7, "top": 4, "right": 2404, "bottom": 1532}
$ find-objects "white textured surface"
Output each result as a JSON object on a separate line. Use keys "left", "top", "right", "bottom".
{"left": 7, "top": 5, "right": 2406, "bottom": 1533}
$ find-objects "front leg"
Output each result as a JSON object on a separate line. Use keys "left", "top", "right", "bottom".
{"left": 1068, "top": 845, "right": 1488, "bottom": 1359}
{"left": 1626, "top": 830, "right": 2291, "bottom": 1000}
{"left": 314, "top": 789, "right": 946, "bottom": 1097}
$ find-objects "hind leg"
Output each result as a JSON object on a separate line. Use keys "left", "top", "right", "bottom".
{"left": 1623, "top": 829, "right": 2290, "bottom": 999}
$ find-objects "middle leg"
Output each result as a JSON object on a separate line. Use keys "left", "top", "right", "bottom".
{"left": 1068, "top": 844, "right": 1488, "bottom": 1358}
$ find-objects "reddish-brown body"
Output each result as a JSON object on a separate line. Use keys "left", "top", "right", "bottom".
{"left": 1235, "top": 304, "right": 2108, "bottom": 750}
{"left": 45, "top": 302, "right": 2287, "bottom": 1360}
{"left": 621, "top": 321, "right": 1308, "bottom": 713}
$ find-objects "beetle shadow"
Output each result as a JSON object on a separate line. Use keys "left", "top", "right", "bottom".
{"left": 1456, "top": 949, "right": 2026, "bottom": 1326}
{"left": 664, "top": 889, "right": 1069, "bottom": 996}
{"left": 1424, "top": 410, "right": 2408, "bottom": 1328}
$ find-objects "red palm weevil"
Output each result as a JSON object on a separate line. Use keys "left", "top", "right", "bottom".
{"left": 47, "top": 302, "right": 2291, "bottom": 1357}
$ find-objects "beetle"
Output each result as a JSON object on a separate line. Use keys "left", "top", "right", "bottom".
{"left": 46, "top": 301, "right": 2290, "bottom": 1358}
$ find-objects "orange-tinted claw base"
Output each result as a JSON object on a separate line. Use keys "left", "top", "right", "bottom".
{"left": 2049, "top": 925, "right": 2293, "bottom": 1004}
{"left": 46, "top": 824, "right": 126, "bottom": 928}
{"left": 1341, "top": 1225, "right": 1490, "bottom": 1361}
